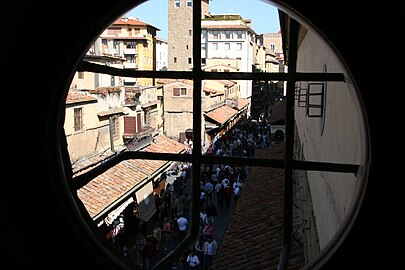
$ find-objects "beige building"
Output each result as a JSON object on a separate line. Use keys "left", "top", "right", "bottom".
{"left": 64, "top": 91, "right": 125, "bottom": 162}
{"left": 67, "top": 51, "right": 164, "bottom": 163}
{"left": 201, "top": 14, "right": 256, "bottom": 98}
{"left": 99, "top": 16, "right": 159, "bottom": 86}
{"left": 160, "top": 78, "right": 247, "bottom": 145}
{"left": 263, "top": 30, "right": 283, "bottom": 56}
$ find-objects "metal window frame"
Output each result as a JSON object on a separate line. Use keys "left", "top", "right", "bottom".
{"left": 70, "top": 3, "right": 358, "bottom": 269}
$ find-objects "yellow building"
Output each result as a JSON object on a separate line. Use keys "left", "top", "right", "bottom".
{"left": 99, "top": 16, "right": 159, "bottom": 86}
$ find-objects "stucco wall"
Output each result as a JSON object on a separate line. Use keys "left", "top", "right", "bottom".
{"left": 294, "top": 29, "right": 368, "bottom": 250}
{"left": 65, "top": 102, "right": 114, "bottom": 162}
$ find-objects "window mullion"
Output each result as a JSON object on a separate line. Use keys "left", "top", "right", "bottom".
{"left": 153, "top": 1, "right": 202, "bottom": 269}
{"left": 279, "top": 17, "right": 300, "bottom": 270}
{"left": 190, "top": 0, "right": 202, "bottom": 240}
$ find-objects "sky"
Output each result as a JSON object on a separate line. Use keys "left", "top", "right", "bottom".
{"left": 125, "top": 0, "right": 281, "bottom": 40}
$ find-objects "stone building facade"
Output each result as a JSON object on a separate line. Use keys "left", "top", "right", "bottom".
{"left": 168, "top": 0, "right": 209, "bottom": 71}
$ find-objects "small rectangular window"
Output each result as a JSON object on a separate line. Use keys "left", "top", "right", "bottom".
{"left": 212, "top": 30, "right": 219, "bottom": 39}
{"left": 174, "top": 57, "right": 177, "bottom": 63}
{"left": 74, "top": 108, "right": 83, "bottom": 132}
{"left": 175, "top": 0, "right": 180, "bottom": 7}
{"left": 186, "top": 0, "right": 192, "bottom": 7}
{"left": 173, "top": 87, "right": 187, "bottom": 97}
{"left": 188, "top": 58, "right": 192, "bottom": 64}
{"left": 212, "top": 43, "right": 218, "bottom": 50}
{"left": 225, "top": 43, "right": 230, "bottom": 50}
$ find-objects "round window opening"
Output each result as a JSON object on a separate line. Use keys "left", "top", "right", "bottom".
{"left": 57, "top": 0, "right": 370, "bottom": 269}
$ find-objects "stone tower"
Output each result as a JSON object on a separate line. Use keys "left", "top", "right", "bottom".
{"left": 168, "top": 0, "right": 210, "bottom": 71}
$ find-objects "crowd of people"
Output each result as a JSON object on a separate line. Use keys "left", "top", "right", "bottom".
{"left": 118, "top": 116, "right": 274, "bottom": 269}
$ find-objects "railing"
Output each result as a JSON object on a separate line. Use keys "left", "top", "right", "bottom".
{"left": 126, "top": 131, "right": 153, "bottom": 151}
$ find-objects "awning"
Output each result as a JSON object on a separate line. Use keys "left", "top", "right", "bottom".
{"left": 97, "top": 108, "right": 126, "bottom": 117}
{"left": 205, "top": 119, "right": 220, "bottom": 129}
{"left": 135, "top": 181, "right": 156, "bottom": 222}
{"left": 102, "top": 196, "right": 134, "bottom": 226}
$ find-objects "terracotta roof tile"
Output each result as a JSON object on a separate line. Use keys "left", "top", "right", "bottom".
{"left": 211, "top": 144, "right": 305, "bottom": 269}
{"left": 205, "top": 105, "right": 239, "bottom": 124}
{"left": 237, "top": 98, "right": 250, "bottom": 109}
{"left": 75, "top": 135, "right": 185, "bottom": 218}
{"left": 269, "top": 99, "right": 286, "bottom": 123}
{"left": 66, "top": 91, "right": 97, "bottom": 105}
{"left": 77, "top": 162, "right": 148, "bottom": 218}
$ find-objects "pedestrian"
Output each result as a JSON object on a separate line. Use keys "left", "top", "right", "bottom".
{"left": 181, "top": 193, "right": 192, "bottom": 219}
{"left": 161, "top": 217, "right": 171, "bottom": 251}
{"left": 176, "top": 213, "right": 188, "bottom": 242}
{"left": 132, "top": 232, "right": 146, "bottom": 268}
{"left": 205, "top": 201, "right": 218, "bottom": 224}
{"left": 233, "top": 184, "right": 241, "bottom": 207}
{"left": 152, "top": 222, "right": 162, "bottom": 259}
{"left": 223, "top": 184, "right": 233, "bottom": 208}
{"left": 194, "top": 236, "right": 205, "bottom": 269}
{"left": 202, "top": 221, "right": 214, "bottom": 239}
{"left": 202, "top": 236, "right": 217, "bottom": 270}
{"left": 171, "top": 194, "right": 179, "bottom": 219}
{"left": 199, "top": 189, "right": 206, "bottom": 209}
{"left": 143, "top": 237, "right": 155, "bottom": 270}
{"left": 171, "top": 218, "right": 180, "bottom": 246}
{"left": 186, "top": 249, "right": 200, "bottom": 270}
{"left": 214, "top": 182, "right": 222, "bottom": 206}
{"left": 199, "top": 209, "right": 208, "bottom": 232}
{"left": 204, "top": 180, "right": 214, "bottom": 204}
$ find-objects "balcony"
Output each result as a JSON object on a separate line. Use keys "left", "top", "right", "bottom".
{"left": 124, "top": 62, "right": 137, "bottom": 69}
{"left": 124, "top": 48, "right": 137, "bottom": 55}
{"left": 125, "top": 127, "right": 155, "bottom": 151}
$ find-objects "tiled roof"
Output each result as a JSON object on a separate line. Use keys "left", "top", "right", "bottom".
{"left": 211, "top": 144, "right": 305, "bottom": 269}
{"left": 112, "top": 17, "right": 159, "bottom": 30}
{"left": 66, "top": 91, "right": 97, "bottom": 105}
{"left": 269, "top": 99, "right": 286, "bottom": 123}
{"left": 158, "top": 79, "right": 223, "bottom": 95}
{"left": 75, "top": 135, "right": 185, "bottom": 218}
{"left": 202, "top": 24, "right": 250, "bottom": 30}
{"left": 216, "top": 80, "right": 237, "bottom": 86}
{"left": 205, "top": 105, "right": 239, "bottom": 125}
{"left": 237, "top": 98, "right": 250, "bottom": 110}
{"left": 77, "top": 161, "right": 148, "bottom": 218}
{"left": 202, "top": 64, "right": 239, "bottom": 71}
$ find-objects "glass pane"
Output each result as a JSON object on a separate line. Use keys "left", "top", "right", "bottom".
{"left": 202, "top": 79, "right": 285, "bottom": 159}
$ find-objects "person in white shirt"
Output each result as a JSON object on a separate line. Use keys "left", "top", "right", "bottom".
{"left": 233, "top": 184, "right": 241, "bottom": 207}
{"left": 203, "top": 237, "right": 217, "bottom": 269}
{"left": 176, "top": 214, "right": 188, "bottom": 241}
{"left": 186, "top": 249, "right": 200, "bottom": 269}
